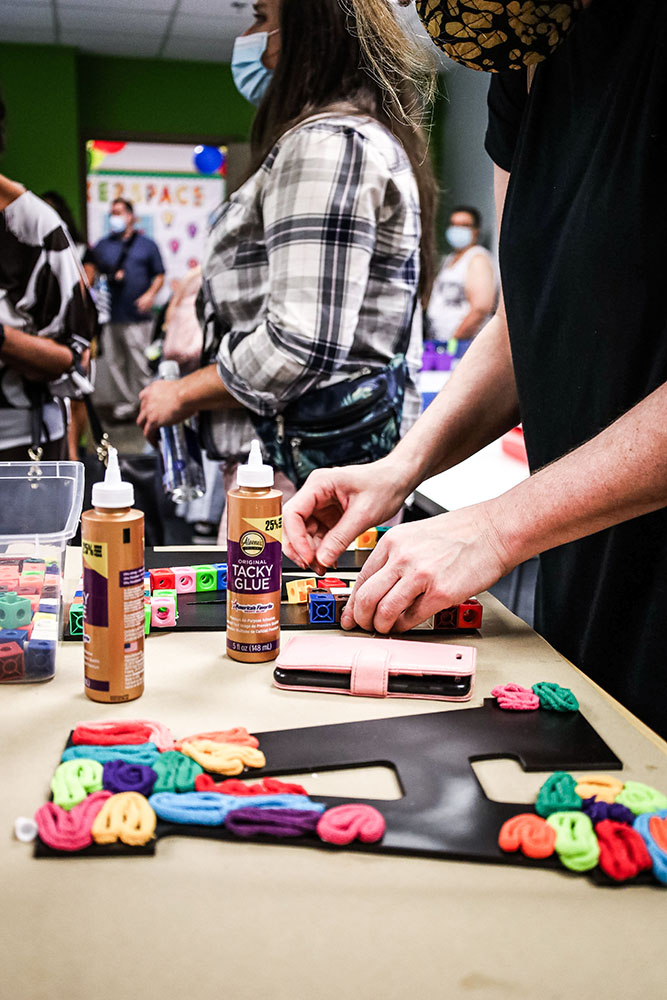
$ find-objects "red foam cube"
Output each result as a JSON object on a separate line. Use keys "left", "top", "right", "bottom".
{"left": 0, "top": 641, "right": 25, "bottom": 681}
{"left": 149, "top": 568, "right": 176, "bottom": 593}
{"left": 456, "top": 599, "right": 483, "bottom": 630}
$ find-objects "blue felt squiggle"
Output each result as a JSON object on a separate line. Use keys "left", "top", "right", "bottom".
{"left": 149, "top": 792, "right": 325, "bottom": 826}
{"left": 62, "top": 743, "right": 160, "bottom": 766}
{"left": 633, "top": 809, "right": 667, "bottom": 885}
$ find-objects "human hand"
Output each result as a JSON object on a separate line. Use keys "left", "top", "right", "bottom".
{"left": 135, "top": 291, "right": 155, "bottom": 314}
{"left": 137, "top": 380, "right": 185, "bottom": 442}
{"left": 340, "top": 503, "right": 512, "bottom": 633}
{"left": 282, "top": 459, "right": 410, "bottom": 575}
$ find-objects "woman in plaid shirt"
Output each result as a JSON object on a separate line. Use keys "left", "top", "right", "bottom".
{"left": 138, "top": 0, "right": 436, "bottom": 503}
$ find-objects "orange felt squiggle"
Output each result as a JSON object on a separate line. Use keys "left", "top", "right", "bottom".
{"left": 175, "top": 727, "right": 259, "bottom": 749}
{"left": 178, "top": 739, "right": 265, "bottom": 775}
{"left": 498, "top": 813, "right": 556, "bottom": 859}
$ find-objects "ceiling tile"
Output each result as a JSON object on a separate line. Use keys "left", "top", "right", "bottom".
{"left": 169, "top": 12, "right": 248, "bottom": 39}
{"left": 59, "top": 0, "right": 176, "bottom": 11}
{"left": 58, "top": 8, "right": 170, "bottom": 32}
{"left": 0, "top": 4, "right": 54, "bottom": 28}
{"left": 0, "top": 26, "right": 57, "bottom": 44}
{"left": 179, "top": 0, "right": 250, "bottom": 13}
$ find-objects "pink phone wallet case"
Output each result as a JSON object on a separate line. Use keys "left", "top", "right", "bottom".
{"left": 273, "top": 635, "right": 476, "bottom": 701}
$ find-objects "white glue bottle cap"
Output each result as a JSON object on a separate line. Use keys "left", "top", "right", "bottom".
{"left": 91, "top": 446, "right": 135, "bottom": 508}
{"left": 236, "top": 439, "right": 274, "bottom": 488}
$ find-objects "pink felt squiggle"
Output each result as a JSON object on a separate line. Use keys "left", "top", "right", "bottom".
{"left": 491, "top": 684, "right": 540, "bottom": 711}
{"left": 74, "top": 719, "right": 175, "bottom": 750}
{"left": 35, "top": 791, "right": 112, "bottom": 851}
{"left": 316, "top": 804, "right": 386, "bottom": 845}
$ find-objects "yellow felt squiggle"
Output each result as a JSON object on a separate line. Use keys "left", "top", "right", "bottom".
{"left": 91, "top": 792, "right": 156, "bottom": 846}
{"left": 178, "top": 739, "right": 266, "bottom": 776}
{"left": 574, "top": 774, "right": 624, "bottom": 804}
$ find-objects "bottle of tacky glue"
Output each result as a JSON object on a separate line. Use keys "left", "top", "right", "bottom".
{"left": 226, "top": 440, "right": 282, "bottom": 662}
{"left": 81, "top": 446, "right": 145, "bottom": 702}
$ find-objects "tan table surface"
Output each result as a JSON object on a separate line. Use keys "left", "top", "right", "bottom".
{"left": 1, "top": 548, "right": 666, "bottom": 1000}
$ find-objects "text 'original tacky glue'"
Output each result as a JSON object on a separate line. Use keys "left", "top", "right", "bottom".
{"left": 226, "top": 440, "right": 282, "bottom": 662}
{"left": 81, "top": 447, "right": 145, "bottom": 702}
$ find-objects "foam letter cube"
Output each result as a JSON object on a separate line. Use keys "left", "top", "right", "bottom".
{"left": 0, "top": 640, "right": 25, "bottom": 681}
{"left": 286, "top": 578, "right": 317, "bottom": 604}
{"left": 356, "top": 528, "right": 378, "bottom": 550}
{"left": 25, "top": 639, "right": 56, "bottom": 680}
{"left": 150, "top": 568, "right": 176, "bottom": 592}
{"left": 193, "top": 565, "right": 217, "bottom": 592}
{"left": 456, "top": 598, "right": 483, "bottom": 630}
{"left": 172, "top": 567, "right": 197, "bottom": 594}
{"left": 69, "top": 604, "right": 84, "bottom": 637}
{"left": 0, "top": 592, "right": 32, "bottom": 629}
{"left": 214, "top": 563, "right": 227, "bottom": 591}
{"left": 309, "top": 592, "right": 336, "bottom": 624}
{"left": 151, "top": 594, "right": 177, "bottom": 628}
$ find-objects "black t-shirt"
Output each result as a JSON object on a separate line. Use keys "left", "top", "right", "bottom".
{"left": 485, "top": 0, "right": 667, "bottom": 737}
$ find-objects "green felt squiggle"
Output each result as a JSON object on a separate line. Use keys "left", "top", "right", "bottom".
{"left": 616, "top": 780, "right": 667, "bottom": 816}
{"left": 547, "top": 811, "right": 599, "bottom": 872}
{"left": 532, "top": 682, "right": 579, "bottom": 712}
{"left": 51, "top": 759, "right": 103, "bottom": 810}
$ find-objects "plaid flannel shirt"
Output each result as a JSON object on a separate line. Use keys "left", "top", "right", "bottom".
{"left": 200, "top": 114, "right": 423, "bottom": 461}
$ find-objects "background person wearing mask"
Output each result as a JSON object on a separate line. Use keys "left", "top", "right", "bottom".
{"left": 137, "top": 0, "right": 437, "bottom": 528}
{"left": 91, "top": 198, "right": 164, "bottom": 421}
{"left": 425, "top": 206, "right": 497, "bottom": 358}
{"left": 284, "top": 0, "right": 667, "bottom": 739}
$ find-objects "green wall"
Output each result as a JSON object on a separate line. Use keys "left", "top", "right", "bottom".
{"left": 0, "top": 43, "right": 254, "bottom": 228}
{"left": 0, "top": 45, "right": 81, "bottom": 222}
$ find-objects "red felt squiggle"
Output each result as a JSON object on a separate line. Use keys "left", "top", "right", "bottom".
{"left": 72, "top": 722, "right": 153, "bottom": 746}
{"left": 194, "top": 775, "right": 308, "bottom": 796}
{"left": 35, "top": 791, "right": 112, "bottom": 851}
{"left": 316, "top": 804, "right": 386, "bottom": 845}
{"left": 596, "top": 820, "right": 653, "bottom": 881}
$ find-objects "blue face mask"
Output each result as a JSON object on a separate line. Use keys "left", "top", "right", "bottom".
{"left": 231, "top": 30, "right": 277, "bottom": 106}
{"left": 109, "top": 215, "right": 127, "bottom": 235}
{"left": 446, "top": 225, "right": 475, "bottom": 251}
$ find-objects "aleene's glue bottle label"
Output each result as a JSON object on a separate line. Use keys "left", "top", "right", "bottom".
{"left": 226, "top": 441, "right": 282, "bottom": 663}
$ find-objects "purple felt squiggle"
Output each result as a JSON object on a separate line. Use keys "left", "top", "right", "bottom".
{"left": 102, "top": 760, "right": 157, "bottom": 796}
{"left": 224, "top": 807, "right": 321, "bottom": 838}
{"left": 581, "top": 797, "right": 635, "bottom": 826}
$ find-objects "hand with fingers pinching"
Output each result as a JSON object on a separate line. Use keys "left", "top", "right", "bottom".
{"left": 282, "top": 458, "right": 409, "bottom": 576}
{"left": 340, "top": 502, "right": 512, "bottom": 634}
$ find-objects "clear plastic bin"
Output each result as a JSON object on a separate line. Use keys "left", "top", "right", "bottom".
{"left": 0, "top": 461, "right": 84, "bottom": 683}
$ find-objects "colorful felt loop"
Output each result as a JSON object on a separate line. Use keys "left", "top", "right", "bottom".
{"left": 581, "top": 798, "right": 635, "bottom": 826}
{"left": 497, "top": 813, "right": 556, "bottom": 859}
{"left": 491, "top": 684, "right": 539, "bottom": 711}
{"left": 102, "top": 760, "right": 157, "bottom": 797}
{"left": 176, "top": 727, "right": 259, "bottom": 749}
{"left": 531, "top": 682, "right": 579, "bottom": 712}
{"left": 595, "top": 820, "right": 653, "bottom": 882}
{"left": 75, "top": 719, "right": 175, "bottom": 751}
{"left": 151, "top": 751, "right": 202, "bottom": 793}
{"left": 634, "top": 810, "right": 667, "bottom": 884}
{"left": 194, "top": 775, "right": 308, "bottom": 796}
{"left": 546, "top": 811, "right": 600, "bottom": 872}
{"left": 225, "top": 807, "right": 321, "bottom": 839}
{"left": 35, "top": 791, "right": 112, "bottom": 852}
{"left": 535, "top": 772, "right": 582, "bottom": 818}
{"left": 51, "top": 759, "right": 103, "bottom": 810}
{"left": 574, "top": 774, "right": 624, "bottom": 804}
{"left": 178, "top": 739, "right": 266, "bottom": 775}
{"left": 91, "top": 792, "right": 157, "bottom": 846}
{"left": 316, "top": 804, "right": 386, "bottom": 846}
{"left": 615, "top": 780, "right": 667, "bottom": 816}
{"left": 61, "top": 743, "right": 160, "bottom": 767}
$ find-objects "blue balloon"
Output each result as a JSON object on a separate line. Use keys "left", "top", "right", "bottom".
{"left": 193, "top": 145, "right": 223, "bottom": 175}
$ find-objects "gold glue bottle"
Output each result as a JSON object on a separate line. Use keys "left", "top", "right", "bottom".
{"left": 226, "top": 439, "right": 282, "bottom": 662}
{"left": 81, "top": 446, "right": 145, "bottom": 702}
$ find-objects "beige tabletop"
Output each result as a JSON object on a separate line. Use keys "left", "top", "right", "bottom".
{"left": 1, "top": 548, "right": 665, "bottom": 1000}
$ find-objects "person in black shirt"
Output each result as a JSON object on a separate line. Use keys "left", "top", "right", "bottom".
{"left": 283, "top": 0, "right": 667, "bottom": 738}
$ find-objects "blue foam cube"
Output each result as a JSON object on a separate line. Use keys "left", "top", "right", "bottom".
{"left": 0, "top": 628, "right": 27, "bottom": 648}
{"left": 26, "top": 639, "right": 56, "bottom": 680}
{"left": 214, "top": 563, "right": 227, "bottom": 591}
{"left": 309, "top": 593, "right": 336, "bottom": 624}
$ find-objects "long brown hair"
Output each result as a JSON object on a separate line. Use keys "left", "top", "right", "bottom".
{"left": 250, "top": 0, "right": 437, "bottom": 305}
